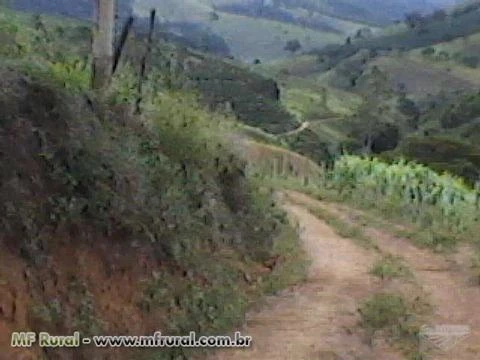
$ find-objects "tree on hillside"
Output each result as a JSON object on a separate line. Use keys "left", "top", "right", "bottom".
{"left": 209, "top": 11, "right": 220, "bottom": 21}
{"left": 432, "top": 9, "right": 447, "bottom": 22}
{"left": 92, "top": 0, "right": 116, "bottom": 89}
{"left": 461, "top": 56, "right": 479, "bottom": 68}
{"left": 421, "top": 47, "right": 435, "bottom": 57}
{"left": 284, "top": 39, "right": 301, "bottom": 53}
{"left": 355, "top": 27, "right": 373, "bottom": 40}
{"left": 352, "top": 66, "right": 398, "bottom": 154}
{"left": 404, "top": 11, "right": 425, "bottom": 29}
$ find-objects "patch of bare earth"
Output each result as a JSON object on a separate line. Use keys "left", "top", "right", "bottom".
{"left": 285, "top": 190, "right": 480, "bottom": 360}
{"left": 0, "top": 235, "right": 166, "bottom": 360}
{"left": 210, "top": 195, "right": 404, "bottom": 360}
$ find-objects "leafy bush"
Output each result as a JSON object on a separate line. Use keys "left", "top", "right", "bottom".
{"left": 421, "top": 47, "right": 435, "bottom": 56}
{"left": 436, "top": 50, "right": 450, "bottom": 61}
{"left": 284, "top": 39, "right": 302, "bottom": 53}
{"left": 440, "top": 93, "right": 480, "bottom": 129}
{"left": 371, "top": 255, "right": 411, "bottom": 279}
{"left": 359, "top": 293, "right": 408, "bottom": 331}
{"left": 461, "top": 55, "right": 480, "bottom": 68}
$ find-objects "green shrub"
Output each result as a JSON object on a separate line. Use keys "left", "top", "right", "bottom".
{"left": 360, "top": 293, "right": 408, "bottom": 330}
{"left": 421, "top": 47, "right": 435, "bottom": 56}
{"left": 371, "top": 255, "right": 411, "bottom": 279}
{"left": 461, "top": 55, "right": 480, "bottom": 68}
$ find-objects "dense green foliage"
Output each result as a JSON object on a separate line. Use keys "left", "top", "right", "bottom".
{"left": 438, "top": 92, "right": 480, "bottom": 129}
{"left": 393, "top": 136, "right": 480, "bottom": 185}
{"left": 331, "top": 156, "right": 479, "bottom": 232}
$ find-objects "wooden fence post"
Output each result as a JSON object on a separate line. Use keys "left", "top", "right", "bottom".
{"left": 92, "top": 0, "right": 115, "bottom": 90}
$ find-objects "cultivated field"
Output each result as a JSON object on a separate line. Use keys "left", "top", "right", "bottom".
{"left": 370, "top": 55, "right": 477, "bottom": 98}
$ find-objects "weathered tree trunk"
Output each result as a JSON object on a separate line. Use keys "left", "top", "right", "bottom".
{"left": 92, "top": 0, "right": 116, "bottom": 90}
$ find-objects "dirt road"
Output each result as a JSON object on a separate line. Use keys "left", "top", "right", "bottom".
{"left": 210, "top": 191, "right": 480, "bottom": 360}
{"left": 211, "top": 193, "right": 403, "bottom": 360}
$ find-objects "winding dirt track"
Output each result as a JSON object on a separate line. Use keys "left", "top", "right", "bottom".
{"left": 210, "top": 191, "right": 480, "bottom": 360}
{"left": 280, "top": 121, "right": 310, "bottom": 137}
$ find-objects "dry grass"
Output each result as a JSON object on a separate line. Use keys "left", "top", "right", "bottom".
{"left": 239, "top": 139, "right": 324, "bottom": 184}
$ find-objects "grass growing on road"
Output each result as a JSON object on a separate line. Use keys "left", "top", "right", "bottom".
{"left": 359, "top": 293, "right": 409, "bottom": 331}
{"left": 370, "top": 254, "right": 412, "bottom": 280}
{"left": 359, "top": 293, "right": 425, "bottom": 359}
{"left": 304, "top": 204, "right": 378, "bottom": 250}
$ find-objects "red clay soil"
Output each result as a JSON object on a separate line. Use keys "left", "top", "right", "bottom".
{"left": 0, "top": 232, "right": 165, "bottom": 360}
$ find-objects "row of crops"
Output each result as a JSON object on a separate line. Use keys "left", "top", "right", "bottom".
{"left": 327, "top": 156, "right": 480, "bottom": 232}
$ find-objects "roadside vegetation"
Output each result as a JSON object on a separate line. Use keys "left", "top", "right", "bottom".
{"left": 0, "top": 6, "right": 308, "bottom": 360}
{"left": 300, "top": 203, "right": 377, "bottom": 250}
{"left": 329, "top": 156, "right": 480, "bottom": 248}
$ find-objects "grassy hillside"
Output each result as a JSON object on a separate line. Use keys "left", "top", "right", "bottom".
{"left": 0, "top": 7, "right": 308, "bottom": 360}
{"left": 407, "top": 31, "right": 480, "bottom": 84}
{"left": 202, "top": 12, "right": 346, "bottom": 63}
{"left": 246, "top": 0, "right": 480, "bottom": 185}
{"left": 133, "top": 3, "right": 359, "bottom": 63}
{"left": 211, "top": 0, "right": 457, "bottom": 26}
{"left": 368, "top": 55, "right": 478, "bottom": 97}
{"left": 270, "top": 0, "right": 454, "bottom": 26}
{"left": 6, "top": 0, "right": 388, "bottom": 63}
{"left": 311, "top": 2, "right": 480, "bottom": 68}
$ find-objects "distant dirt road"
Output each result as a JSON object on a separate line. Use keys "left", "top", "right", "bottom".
{"left": 280, "top": 121, "right": 310, "bottom": 136}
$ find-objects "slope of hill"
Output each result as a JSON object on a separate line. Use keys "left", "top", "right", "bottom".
{"left": 268, "top": 0, "right": 458, "bottom": 26}
{"left": 9, "top": 0, "right": 464, "bottom": 63}
{"left": 134, "top": 1, "right": 365, "bottom": 62}
{"left": 7, "top": 0, "right": 367, "bottom": 63}
{"left": 0, "top": 7, "right": 308, "bottom": 360}
{"left": 310, "top": 1, "right": 480, "bottom": 68}
{"left": 7, "top": 4, "right": 298, "bottom": 133}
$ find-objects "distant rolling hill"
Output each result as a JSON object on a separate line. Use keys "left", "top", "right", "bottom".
{"left": 133, "top": 0, "right": 373, "bottom": 62}
{"left": 8, "top": 0, "right": 366, "bottom": 62}
{"left": 9, "top": 0, "right": 459, "bottom": 63}
{"left": 247, "top": 1, "right": 480, "bottom": 182}
{"left": 132, "top": 0, "right": 462, "bottom": 62}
